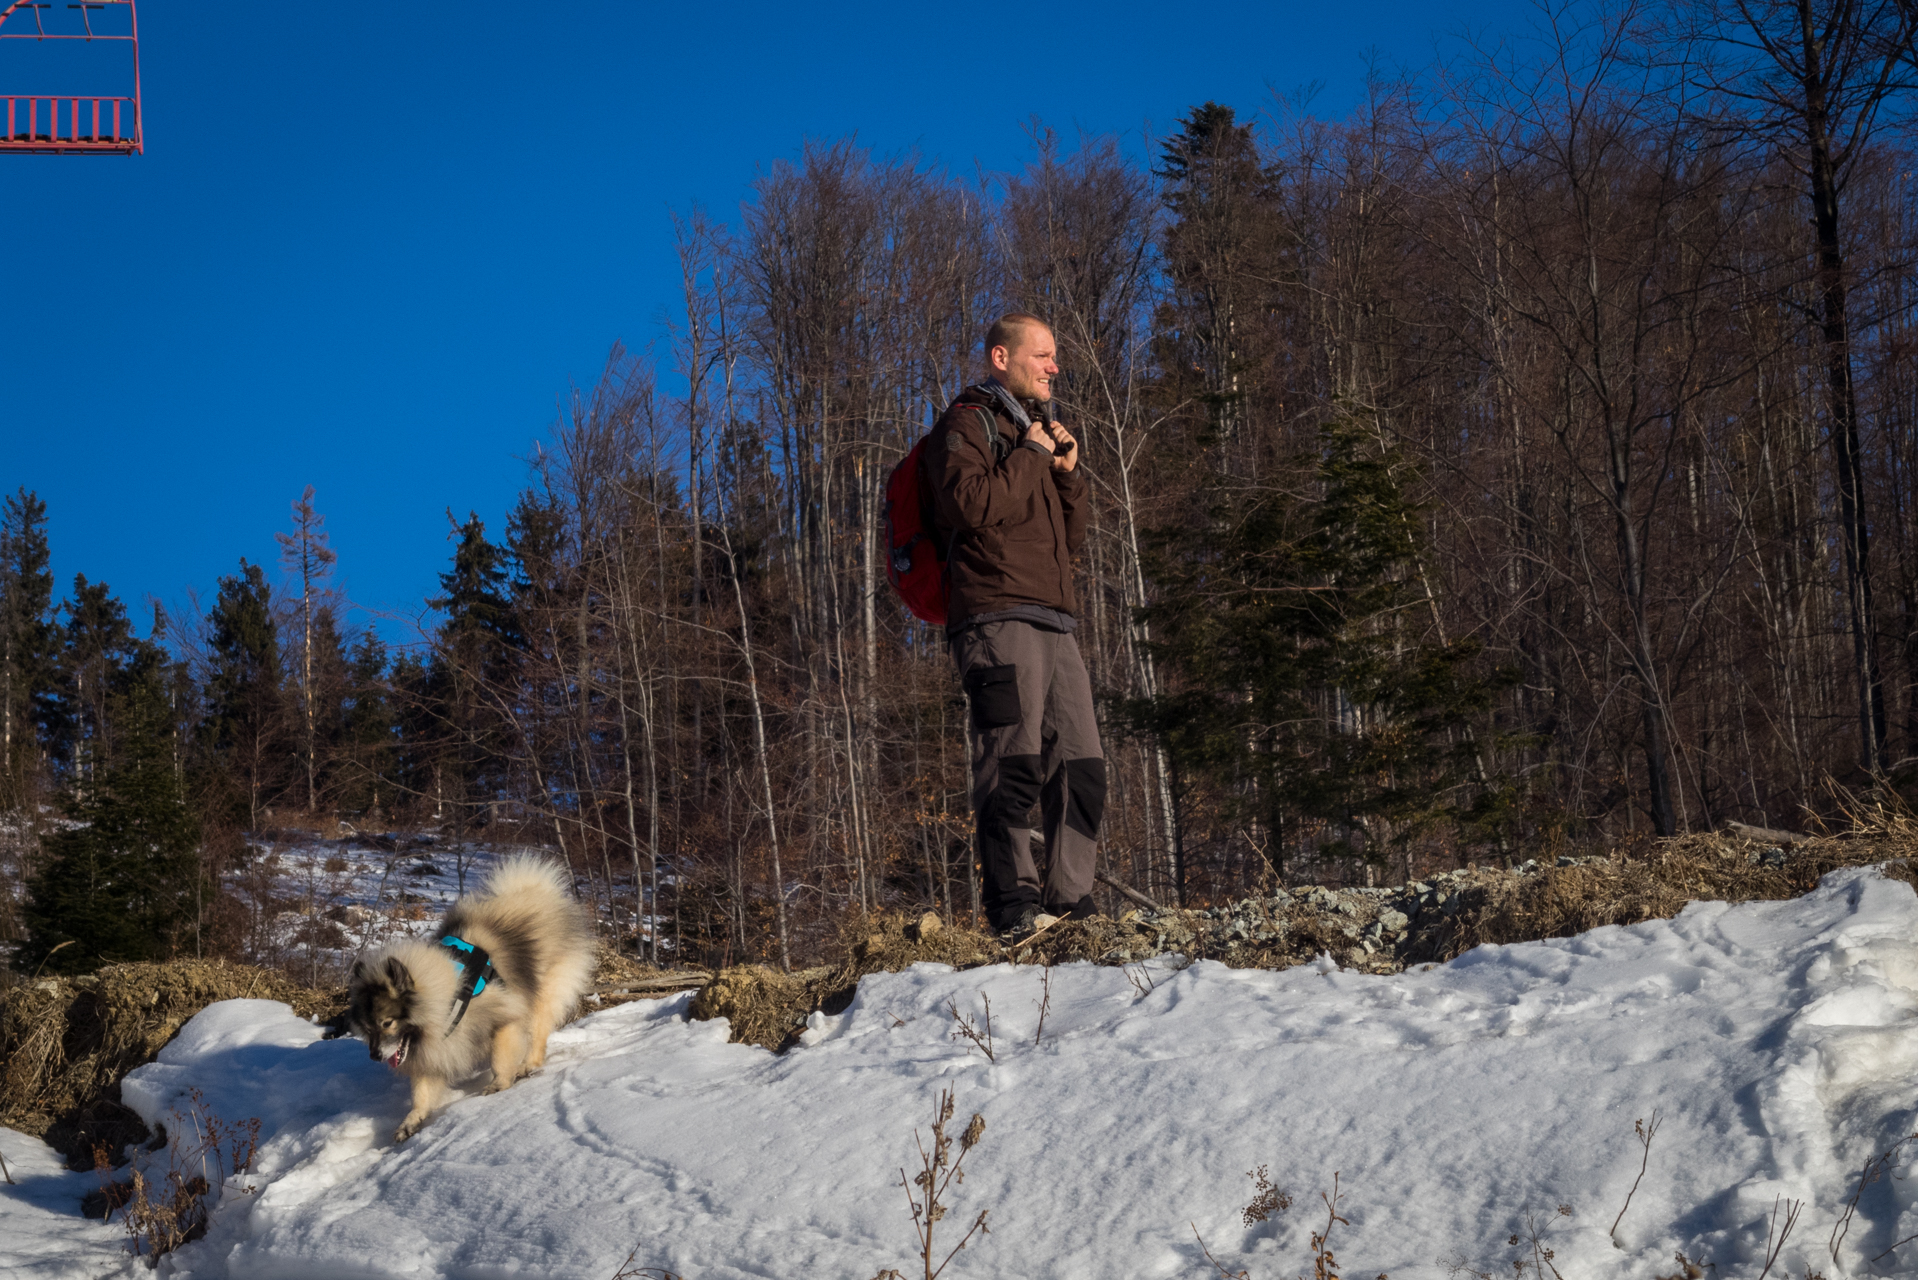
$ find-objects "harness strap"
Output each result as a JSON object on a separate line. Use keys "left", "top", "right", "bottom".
{"left": 439, "top": 935, "right": 500, "bottom": 1030}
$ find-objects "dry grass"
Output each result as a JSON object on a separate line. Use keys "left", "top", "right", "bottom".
{"left": 687, "top": 964, "right": 821, "bottom": 1050}
{"left": 689, "top": 829, "right": 1918, "bottom": 1052}
{"left": 1445, "top": 831, "right": 1918, "bottom": 960}
{"left": 0, "top": 943, "right": 697, "bottom": 1162}
{"left": 9, "top": 826, "right": 1918, "bottom": 1168}
{"left": 0, "top": 959, "right": 337, "bottom": 1159}
{"left": 689, "top": 911, "right": 1002, "bottom": 1051}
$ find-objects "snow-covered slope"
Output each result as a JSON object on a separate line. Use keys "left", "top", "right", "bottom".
{"left": 10, "top": 866, "right": 1918, "bottom": 1279}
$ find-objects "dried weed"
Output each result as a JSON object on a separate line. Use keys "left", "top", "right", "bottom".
{"left": 105, "top": 1088, "right": 261, "bottom": 1261}
{"left": 1197, "top": 1171, "right": 1378, "bottom": 1280}
{"left": 946, "top": 994, "right": 995, "bottom": 1064}
{"left": 1758, "top": 1197, "right": 1803, "bottom": 1280}
{"left": 606, "top": 1246, "right": 684, "bottom": 1280}
{"left": 1609, "top": 1111, "right": 1659, "bottom": 1239}
{"left": 873, "top": 1084, "right": 989, "bottom": 1280}
{"left": 1241, "top": 1164, "right": 1292, "bottom": 1227}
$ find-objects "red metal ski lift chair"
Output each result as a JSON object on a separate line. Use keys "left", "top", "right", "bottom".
{"left": 0, "top": 0, "right": 140, "bottom": 154}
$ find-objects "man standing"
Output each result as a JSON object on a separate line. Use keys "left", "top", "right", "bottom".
{"left": 925, "top": 313, "right": 1106, "bottom": 936}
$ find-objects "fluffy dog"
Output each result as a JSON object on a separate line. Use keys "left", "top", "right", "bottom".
{"left": 344, "top": 855, "right": 594, "bottom": 1142}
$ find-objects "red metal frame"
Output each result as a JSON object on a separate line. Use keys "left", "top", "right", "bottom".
{"left": 0, "top": 0, "right": 140, "bottom": 154}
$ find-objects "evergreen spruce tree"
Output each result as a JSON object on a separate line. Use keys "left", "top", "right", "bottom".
{"left": 389, "top": 648, "right": 437, "bottom": 816}
{"left": 0, "top": 489, "right": 57, "bottom": 807}
{"left": 1130, "top": 414, "right": 1510, "bottom": 876}
{"left": 435, "top": 512, "right": 524, "bottom": 666}
{"left": 21, "top": 612, "right": 200, "bottom": 973}
{"left": 424, "top": 513, "right": 523, "bottom": 836}
{"left": 310, "top": 605, "right": 350, "bottom": 797}
{"left": 1156, "top": 102, "right": 1285, "bottom": 447}
{"left": 204, "top": 560, "right": 286, "bottom": 830}
{"left": 339, "top": 629, "right": 395, "bottom": 821}
{"left": 49, "top": 575, "right": 144, "bottom": 791}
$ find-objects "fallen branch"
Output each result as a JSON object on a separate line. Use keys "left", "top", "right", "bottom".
{"left": 1096, "top": 868, "right": 1161, "bottom": 912}
{"left": 592, "top": 972, "right": 713, "bottom": 996}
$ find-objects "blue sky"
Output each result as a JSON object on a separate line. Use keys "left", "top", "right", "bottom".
{"left": 4, "top": 0, "right": 1535, "bottom": 646}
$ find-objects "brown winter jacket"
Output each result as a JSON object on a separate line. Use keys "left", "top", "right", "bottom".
{"left": 923, "top": 385, "right": 1089, "bottom": 627}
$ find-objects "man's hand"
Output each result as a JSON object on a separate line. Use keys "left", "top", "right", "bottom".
{"left": 1047, "top": 421, "right": 1079, "bottom": 473}
{"left": 1021, "top": 419, "right": 1054, "bottom": 453}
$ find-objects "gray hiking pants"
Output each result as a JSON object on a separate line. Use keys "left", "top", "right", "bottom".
{"left": 952, "top": 620, "right": 1106, "bottom": 924}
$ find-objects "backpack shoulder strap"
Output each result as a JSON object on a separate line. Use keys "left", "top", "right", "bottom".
{"left": 969, "top": 403, "right": 1005, "bottom": 460}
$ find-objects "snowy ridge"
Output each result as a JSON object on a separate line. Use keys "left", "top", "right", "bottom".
{"left": 8, "top": 866, "right": 1918, "bottom": 1279}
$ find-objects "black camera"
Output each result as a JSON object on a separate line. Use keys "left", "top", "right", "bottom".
{"left": 1028, "top": 398, "right": 1069, "bottom": 455}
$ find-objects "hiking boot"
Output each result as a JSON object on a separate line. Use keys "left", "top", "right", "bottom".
{"left": 1047, "top": 895, "right": 1099, "bottom": 922}
{"left": 995, "top": 904, "right": 1060, "bottom": 939}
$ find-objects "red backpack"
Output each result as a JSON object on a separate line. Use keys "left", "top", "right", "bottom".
{"left": 884, "top": 405, "right": 1002, "bottom": 626}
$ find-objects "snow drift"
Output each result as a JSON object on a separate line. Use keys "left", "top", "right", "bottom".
{"left": 8, "top": 865, "right": 1918, "bottom": 1279}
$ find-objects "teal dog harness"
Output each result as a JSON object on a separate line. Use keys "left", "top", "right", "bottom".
{"left": 439, "top": 935, "right": 500, "bottom": 1029}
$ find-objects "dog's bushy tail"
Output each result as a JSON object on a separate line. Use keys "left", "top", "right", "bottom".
{"left": 480, "top": 854, "right": 574, "bottom": 907}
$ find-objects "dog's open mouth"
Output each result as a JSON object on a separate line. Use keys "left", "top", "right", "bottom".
{"left": 385, "top": 1037, "right": 411, "bottom": 1070}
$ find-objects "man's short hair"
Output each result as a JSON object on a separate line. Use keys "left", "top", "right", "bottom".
{"left": 985, "top": 312, "right": 1049, "bottom": 357}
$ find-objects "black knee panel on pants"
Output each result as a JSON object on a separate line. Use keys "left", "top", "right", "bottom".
{"left": 1065, "top": 757, "right": 1107, "bottom": 839}
{"left": 980, "top": 754, "right": 1044, "bottom": 921}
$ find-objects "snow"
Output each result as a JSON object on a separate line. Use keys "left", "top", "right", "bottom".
{"left": 224, "top": 835, "right": 666, "bottom": 987}
{"left": 11, "top": 866, "right": 1918, "bottom": 1278}
{"left": 0, "top": 1127, "right": 127, "bottom": 1279}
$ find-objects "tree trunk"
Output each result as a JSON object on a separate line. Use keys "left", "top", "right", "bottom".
{"left": 1798, "top": 0, "right": 1888, "bottom": 774}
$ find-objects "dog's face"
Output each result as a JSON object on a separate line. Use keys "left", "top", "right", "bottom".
{"left": 348, "top": 956, "right": 421, "bottom": 1070}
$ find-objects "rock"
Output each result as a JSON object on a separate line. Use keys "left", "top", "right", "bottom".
{"left": 1378, "top": 909, "right": 1410, "bottom": 933}
{"left": 906, "top": 912, "right": 943, "bottom": 941}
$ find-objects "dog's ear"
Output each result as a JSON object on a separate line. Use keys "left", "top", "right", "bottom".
{"left": 349, "top": 958, "right": 369, "bottom": 985}
{"left": 383, "top": 956, "right": 413, "bottom": 994}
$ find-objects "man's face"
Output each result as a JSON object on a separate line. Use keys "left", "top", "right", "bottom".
{"left": 991, "top": 326, "right": 1058, "bottom": 402}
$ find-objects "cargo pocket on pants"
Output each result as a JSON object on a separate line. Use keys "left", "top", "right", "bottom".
{"left": 963, "top": 664, "right": 1022, "bottom": 733}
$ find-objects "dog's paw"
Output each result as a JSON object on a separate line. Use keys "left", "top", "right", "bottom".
{"left": 480, "top": 1080, "right": 508, "bottom": 1096}
{"left": 515, "top": 1067, "right": 544, "bottom": 1082}
{"left": 393, "top": 1116, "right": 425, "bottom": 1143}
